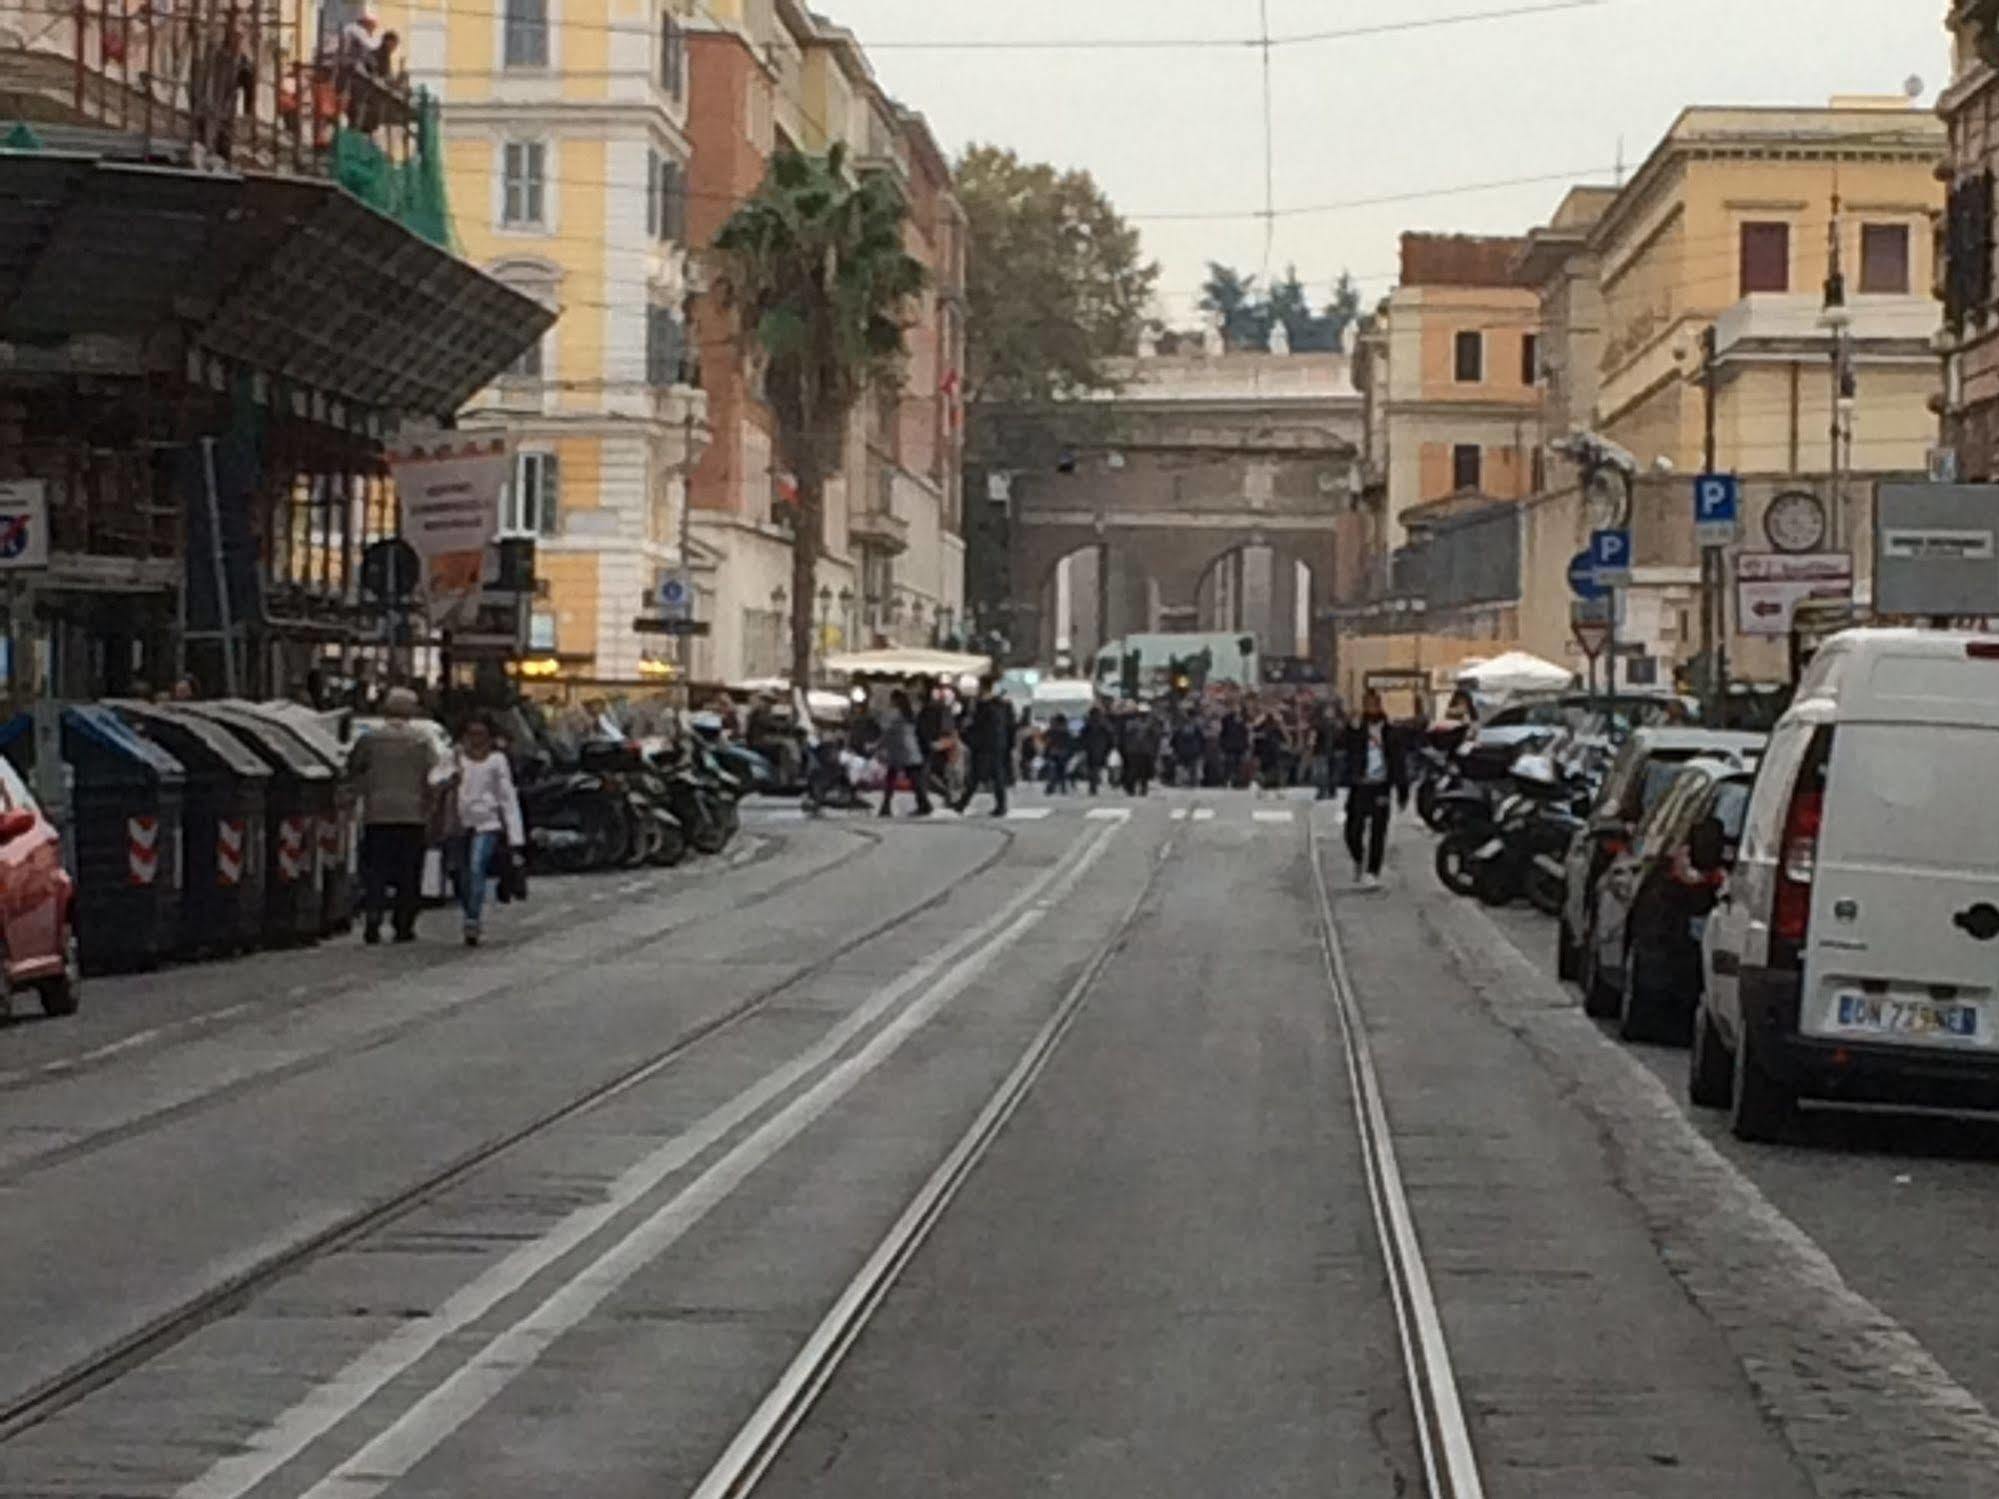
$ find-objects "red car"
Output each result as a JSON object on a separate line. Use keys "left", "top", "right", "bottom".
{"left": 0, "top": 757, "right": 79, "bottom": 1016}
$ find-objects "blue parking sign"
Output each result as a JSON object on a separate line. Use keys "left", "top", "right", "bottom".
{"left": 1589, "top": 528, "right": 1632, "bottom": 587}
{"left": 1694, "top": 473, "right": 1740, "bottom": 546}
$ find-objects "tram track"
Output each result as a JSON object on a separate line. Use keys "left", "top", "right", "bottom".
{"left": 687, "top": 811, "right": 1485, "bottom": 1499}
{"left": 0, "top": 821, "right": 1013, "bottom": 1445}
{"left": 0, "top": 825, "right": 888, "bottom": 1187}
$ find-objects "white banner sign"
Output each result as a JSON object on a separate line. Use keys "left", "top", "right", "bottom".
{"left": 0, "top": 479, "right": 52, "bottom": 570}
{"left": 389, "top": 434, "right": 509, "bottom": 626}
{"left": 1882, "top": 527, "right": 1996, "bottom": 563}
{"left": 1735, "top": 551, "right": 1853, "bottom": 636}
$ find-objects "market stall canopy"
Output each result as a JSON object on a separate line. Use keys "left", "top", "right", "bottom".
{"left": 0, "top": 153, "right": 553, "bottom": 419}
{"left": 822, "top": 647, "right": 993, "bottom": 679}
{"left": 1455, "top": 651, "right": 1575, "bottom": 695}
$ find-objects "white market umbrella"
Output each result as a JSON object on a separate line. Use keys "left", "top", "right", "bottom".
{"left": 1455, "top": 651, "right": 1575, "bottom": 695}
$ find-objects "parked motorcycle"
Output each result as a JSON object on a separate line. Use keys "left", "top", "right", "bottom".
{"left": 1457, "top": 753, "right": 1593, "bottom": 911}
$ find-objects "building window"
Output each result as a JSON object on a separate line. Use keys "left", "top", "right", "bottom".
{"left": 659, "top": 12, "right": 685, "bottom": 100}
{"left": 1451, "top": 443, "right": 1481, "bottom": 492}
{"left": 646, "top": 150, "right": 686, "bottom": 243}
{"left": 501, "top": 450, "right": 560, "bottom": 537}
{"left": 1521, "top": 332, "right": 1540, "bottom": 386}
{"left": 1860, "top": 223, "right": 1911, "bottom": 294}
{"left": 646, "top": 305, "right": 685, "bottom": 386}
{"left": 1531, "top": 444, "right": 1546, "bottom": 494}
{"left": 503, "top": 0, "right": 548, "bottom": 68}
{"left": 1453, "top": 330, "right": 1483, "bottom": 383}
{"left": 502, "top": 140, "right": 546, "bottom": 226}
{"left": 1739, "top": 221, "right": 1791, "bottom": 294}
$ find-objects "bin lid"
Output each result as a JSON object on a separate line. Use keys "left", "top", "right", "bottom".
{"left": 181, "top": 704, "right": 334, "bottom": 781}
{"left": 0, "top": 705, "right": 187, "bottom": 785}
{"left": 111, "top": 702, "right": 274, "bottom": 780}
{"left": 222, "top": 700, "right": 347, "bottom": 771}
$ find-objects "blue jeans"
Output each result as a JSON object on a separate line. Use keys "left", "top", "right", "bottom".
{"left": 460, "top": 830, "right": 502, "bottom": 927}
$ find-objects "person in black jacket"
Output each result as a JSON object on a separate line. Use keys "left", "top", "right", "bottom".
{"left": 953, "top": 675, "right": 1010, "bottom": 817}
{"left": 913, "top": 677, "right": 951, "bottom": 801}
{"left": 1339, "top": 689, "right": 1409, "bottom": 889}
{"left": 1081, "top": 705, "right": 1115, "bottom": 795}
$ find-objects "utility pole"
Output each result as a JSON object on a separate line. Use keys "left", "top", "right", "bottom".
{"left": 1696, "top": 324, "right": 1728, "bottom": 722}
{"left": 678, "top": 404, "right": 697, "bottom": 689}
{"left": 1822, "top": 187, "right": 1853, "bottom": 555}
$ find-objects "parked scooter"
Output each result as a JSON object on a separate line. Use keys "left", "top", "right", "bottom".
{"left": 1448, "top": 752, "right": 1592, "bottom": 911}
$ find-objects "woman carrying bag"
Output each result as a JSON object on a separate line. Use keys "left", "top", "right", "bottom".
{"left": 436, "top": 714, "right": 526, "bottom": 947}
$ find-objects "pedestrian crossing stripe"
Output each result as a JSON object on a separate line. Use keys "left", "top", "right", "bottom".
{"left": 1006, "top": 808, "right": 1053, "bottom": 821}
{"left": 1252, "top": 810, "right": 1295, "bottom": 824}
{"left": 1085, "top": 808, "right": 1131, "bottom": 822}
{"left": 1169, "top": 808, "right": 1218, "bottom": 822}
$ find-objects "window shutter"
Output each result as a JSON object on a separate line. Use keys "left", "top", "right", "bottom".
{"left": 645, "top": 148, "right": 660, "bottom": 238}
{"left": 666, "top": 161, "right": 686, "bottom": 241}
{"left": 539, "top": 452, "right": 560, "bottom": 535}
{"left": 1739, "top": 222, "right": 1790, "bottom": 294}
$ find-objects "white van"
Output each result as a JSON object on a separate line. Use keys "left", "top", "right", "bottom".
{"left": 1695, "top": 630, "right": 1999, "bottom": 1140}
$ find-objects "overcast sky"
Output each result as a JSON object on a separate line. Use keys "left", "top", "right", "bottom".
{"left": 823, "top": 0, "right": 1949, "bottom": 326}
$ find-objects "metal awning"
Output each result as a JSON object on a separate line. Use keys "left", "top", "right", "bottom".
{"left": 0, "top": 152, "right": 554, "bottom": 420}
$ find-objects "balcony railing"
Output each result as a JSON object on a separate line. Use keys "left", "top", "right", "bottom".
{"left": 0, "top": 0, "right": 418, "bottom": 177}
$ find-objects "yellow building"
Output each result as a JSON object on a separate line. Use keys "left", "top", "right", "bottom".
{"left": 1559, "top": 102, "right": 1945, "bottom": 685}
{"left": 383, "top": 0, "right": 707, "bottom": 686}
{"left": 1593, "top": 103, "right": 1943, "bottom": 488}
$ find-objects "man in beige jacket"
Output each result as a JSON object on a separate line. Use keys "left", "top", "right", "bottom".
{"left": 350, "top": 686, "right": 437, "bottom": 943}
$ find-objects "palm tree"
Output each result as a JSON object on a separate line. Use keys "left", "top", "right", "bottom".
{"left": 713, "top": 145, "right": 926, "bottom": 686}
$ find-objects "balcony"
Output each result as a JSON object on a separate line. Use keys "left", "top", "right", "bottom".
{"left": 849, "top": 504, "right": 909, "bottom": 554}
{"left": 1713, "top": 292, "right": 1939, "bottom": 362}
{"left": 0, "top": 0, "right": 437, "bottom": 238}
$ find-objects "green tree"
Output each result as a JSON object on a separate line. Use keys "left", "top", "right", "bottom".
{"left": 1322, "top": 270, "right": 1364, "bottom": 354}
{"left": 954, "top": 145, "right": 1158, "bottom": 416}
{"left": 714, "top": 145, "right": 926, "bottom": 685}
{"left": 1199, "top": 262, "right": 1270, "bottom": 350}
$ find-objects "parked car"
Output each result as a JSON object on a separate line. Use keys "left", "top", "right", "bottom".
{"left": 1696, "top": 630, "right": 1999, "bottom": 1141}
{"left": 1582, "top": 758, "right": 1753, "bottom": 1043}
{"left": 0, "top": 756, "right": 79, "bottom": 1016}
{"left": 1560, "top": 728, "right": 1765, "bottom": 989}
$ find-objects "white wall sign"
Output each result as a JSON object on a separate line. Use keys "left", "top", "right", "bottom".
{"left": 0, "top": 479, "right": 52, "bottom": 570}
{"left": 1881, "top": 528, "right": 1996, "bottom": 562}
{"left": 389, "top": 433, "right": 510, "bottom": 626}
{"left": 1735, "top": 551, "right": 1853, "bottom": 636}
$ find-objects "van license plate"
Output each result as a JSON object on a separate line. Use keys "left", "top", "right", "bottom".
{"left": 1835, "top": 994, "right": 1978, "bottom": 1040}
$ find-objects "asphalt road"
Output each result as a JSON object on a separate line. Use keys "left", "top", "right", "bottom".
{"left": 0, "top": 789, "right": 1992, "bottom": 1496}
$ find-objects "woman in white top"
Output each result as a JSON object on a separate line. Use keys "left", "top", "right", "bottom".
{"left": 449, "top": 715, "right": 525, "bottom": 946}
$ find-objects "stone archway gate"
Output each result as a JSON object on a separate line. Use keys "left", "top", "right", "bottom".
{"left": 1005, "top": 351, "right": 1363, "bottom": 669}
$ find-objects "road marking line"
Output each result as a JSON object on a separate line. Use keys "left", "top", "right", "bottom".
{"left": 176, "top": 822, "right": 1120, "bottom": 1499}
{"left": 688, "top": 818, "right": 1173, "bottom": 1499}
{"left": 1005, "top": 808, "right": 1053, "bottom": 822}
{"left": 1169, "top": 809, "right": 1188, "bottom": 821}
{"left": 288, "top": 825, "right": 1121, "bottom": 1499}
{"left": 1253, "top": 809, "right": 1295, "bottom": 824}
{"left": 1084, "top": 807, "right": 1130, "bottom": 822}
{"left": 1191, "top": 808, "right": 1216, "bottom": 822}
{"left": 1308, "top": 821, "right": 1484, "bottom": 1499}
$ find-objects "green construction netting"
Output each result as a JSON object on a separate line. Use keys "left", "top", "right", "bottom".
{"left": 330, "top": 90, "right": 454, "bottom": 251}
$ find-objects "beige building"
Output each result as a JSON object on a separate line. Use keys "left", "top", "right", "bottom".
{"left": 1334, "top": 103, "right": 1946, "bottom": 698}
{"left": 1936, "top": 5, "right": 1999, "bottom": 479}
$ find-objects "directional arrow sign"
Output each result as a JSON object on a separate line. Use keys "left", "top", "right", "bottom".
{"left": 1567, "top": 550, "right": 1608, "bottom": 602}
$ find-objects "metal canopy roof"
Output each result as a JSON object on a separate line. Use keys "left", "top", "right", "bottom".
{"left": 0, "top": 153, "right": 555, "bottom": 420}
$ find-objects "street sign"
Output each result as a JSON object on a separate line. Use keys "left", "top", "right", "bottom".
{"left": 0, "top": 480, "right": 50, "bottom": 570}
{"left": 1567, "top": 550, "right": 1609, "bottom": 602}
{"left": 1876, "top": 483, "right": 1999, "bottom": 617}
{"left": 1589, "top": 528, "right": 1632, "bottom": 588}
{"left": 1736, "top": 552, "right": 1853, "bottom": 636}
{"left": 633, "top": 616, "right": 711, "bottom": 637}
{"left": 1693, "top": 473, "right": 1741, "bottom": 548}
{"left": 657, "top": 571, "right": 693, "bottom": 621}
{"left": 1571, "top": 602, "right": 1611, "bottom": 660}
